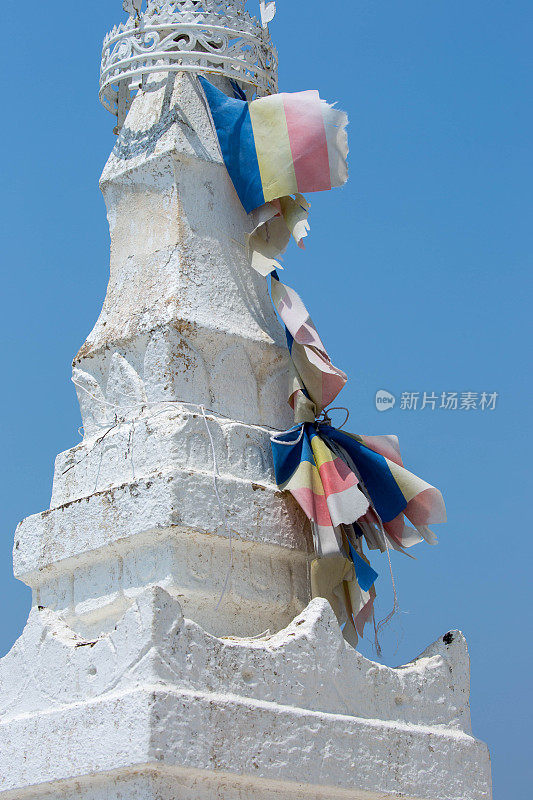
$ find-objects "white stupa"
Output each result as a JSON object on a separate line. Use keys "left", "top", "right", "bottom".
{"left": 0, "top": 3, "right": 492, "bottom": 798}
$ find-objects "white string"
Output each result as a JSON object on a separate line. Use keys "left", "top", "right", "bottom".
{"left": 71, "top": 378, "right": 401, "bottom": 645}
{"left": 269, "top": 423, "right": 305, "bottom": 446}
{"left": 70, "top": 381, "right": 239, "bottom": 610}
{"left": 63, "top": 421, "right": 118, "bottom": 478}
{"left": 72, "top": 379, "right": 280, "bottom": 434}
{"left": 72, "top": 380, "right": 138, "bottom": 412}
{"left": 70, "top": 379, "right": 280, "bottom": 469}
{"left": 200, "top": 405, "right": 235, "bottom": 611}
{"left": 249, "top": 628, "right": 271, "bottom": 639}
{"left": 375, "top": 530, "right": 401, "bottom": 639}
{"left": 68, "top": 383, "right": 262, "bottom": 610}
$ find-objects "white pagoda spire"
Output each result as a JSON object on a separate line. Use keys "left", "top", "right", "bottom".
{"left": 18, "top": 65, "right": 303, "bottom": 641}
{"left": 0, "top": 4, "right": 492, "bottom": 799}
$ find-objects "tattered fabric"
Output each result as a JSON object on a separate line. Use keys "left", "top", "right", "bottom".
{"left": 271, "top": 272, "right": 347, "bottom": 421}
{"left": 199, "top": 76, "right": 348, "bottom": 214}
{"left": 271, "top": 422, "right": 446, "bottom": 641}
{"left": 247, "top": 195, "right": 311, "bottom": 276}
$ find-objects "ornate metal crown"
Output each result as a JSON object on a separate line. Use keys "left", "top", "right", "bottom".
{"left": 100, "top": 1, "right": 278, "bottom": 129}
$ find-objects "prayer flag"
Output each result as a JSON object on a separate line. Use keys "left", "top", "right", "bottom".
{"left": 199, "top": 76, "right": 348, "bottom": 214}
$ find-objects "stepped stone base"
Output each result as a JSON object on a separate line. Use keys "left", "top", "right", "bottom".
{"left": 0, "top": 589, "right": 492, "bottom": 800}
{"left": 14, "top": 407, "right": 311, "bottom": 640}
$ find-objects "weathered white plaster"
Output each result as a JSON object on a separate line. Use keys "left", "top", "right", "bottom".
{"left": 13, "top": 71, "right": 306, "bottom": 640}
{"left": 0, "top": 15, "right": 492, "bottom": 799}
{"left": 15, "top": 405, "right": 310, "bottom": 638}
{"left": 81, "top": 70, "right": 291, "bottom": 432}
{"left": 0, "top": 589, "right": 491, "bottom": 800}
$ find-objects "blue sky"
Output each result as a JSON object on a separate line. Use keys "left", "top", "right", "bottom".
{"left": 1, "top": 1, "right": 531, "bottom": 797}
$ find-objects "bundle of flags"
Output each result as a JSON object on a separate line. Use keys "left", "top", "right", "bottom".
{"left": 270, "top": 422, "right": 446, "bottom": 645}
{"left": 269, "top": 272, "right": 446, "bottom": 645}
{"left": 200, "top": 73, "right": 446, "bottom": 649}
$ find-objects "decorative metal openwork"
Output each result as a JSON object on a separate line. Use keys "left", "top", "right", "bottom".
{"left": 100, "top": 1, "right": 278, "bottom": 130}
